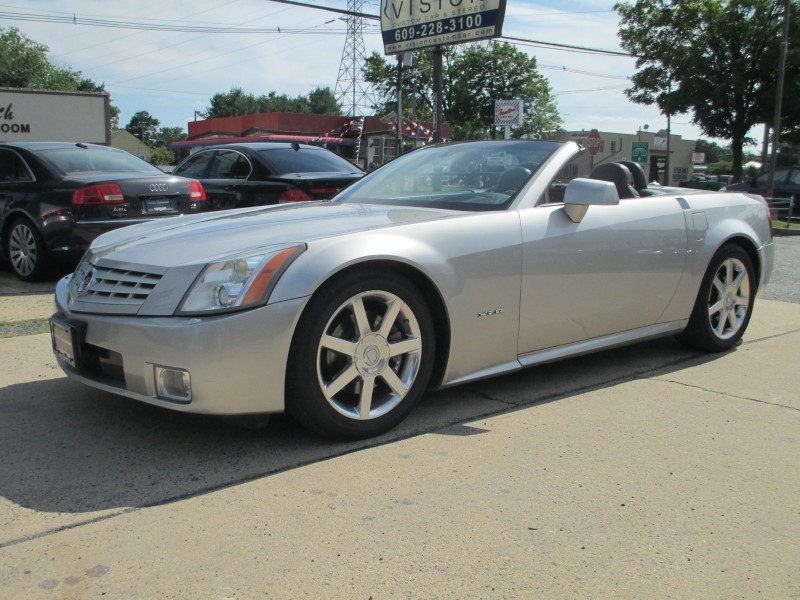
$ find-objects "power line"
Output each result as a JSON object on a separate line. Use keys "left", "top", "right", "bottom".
{"left": 539, "top": 64, "right": 630, "bottom": 80}
{"left": 0, "top": 10, "right": 373, "bottom": 34}
{"left": 1, "top": 7, "right": 630, "bottom": 57}
{"left": 265, "top": 1, "right": 633, "bottom": 57}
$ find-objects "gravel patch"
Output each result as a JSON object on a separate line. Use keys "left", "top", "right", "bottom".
{"left": 0, "top": 319, "right": 50, "bottom": 338}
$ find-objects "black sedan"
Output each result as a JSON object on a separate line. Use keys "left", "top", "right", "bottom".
{"left": 0, "top": 142, "right": 208, "bottom": 281}
{"left": 171, "top": 142, "right": 364, "bottom": 211}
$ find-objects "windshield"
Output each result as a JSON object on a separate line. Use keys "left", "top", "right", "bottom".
{"left": 40, "top": 147, "right": 165, "bottom": 176}
{"left": 334, "top": 140, "right": 562, "bottom": 211}
{"left": 259, "top": 147, "right": 363, "bottom": 175}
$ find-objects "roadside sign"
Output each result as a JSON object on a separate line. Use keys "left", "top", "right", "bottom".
{"left": 381, "top": 0, "right": 507, "bottom": 54}
{"left": 632, "top": 141, "right": 649, "bottom": 164}
{"left": 585, "top": 129, "right": 601, "bottom": 156}
{"left": 495, "top": 99, "right": 523, "bottom": 127}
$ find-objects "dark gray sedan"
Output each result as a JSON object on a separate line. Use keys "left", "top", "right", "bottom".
{"left": 171, "top": 142, "right": 364, "bottom": 211}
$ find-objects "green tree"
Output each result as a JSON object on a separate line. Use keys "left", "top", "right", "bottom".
{"left": 149, "top": 147, "right": 176, "bottom": 167}
{"left": 364, "top": 50, "right": 436, "bottom": 122}
{"left": 155, "top": 126, "right": 186, "bottom": 148}
{"left": 706, "top": 160, "right": 733, "bottom": 175}
{"left": 1, "top": 26, "right": 119, "bottom": 130}
{"left": 363, "top": 42, "right": 561, "bottom": 140}
{"left": 695, "top": 139, "right": 728, "bottom": 164}
{"left": 449, "top": 42, "right": 561, "bottom": 139}
{"left": 204, "top": 86, "right": 341, "bottom": 118}
{"left": 307, "top": 86, "right": 343, "bottom": 115}
{"left": 126, "top": 111, "right": 160, "bottom": 146}
{"left": 0, "top": 27, "right": 106, "bottom": 91}
{"left": 615, "top": 0, "right": 799, "bottom": 181}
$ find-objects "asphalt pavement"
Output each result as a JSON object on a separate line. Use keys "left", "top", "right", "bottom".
{"left": 0, "top": 238, "right": 798, "bottom": 598}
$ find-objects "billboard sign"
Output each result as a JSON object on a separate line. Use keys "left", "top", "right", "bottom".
{"left": 0, "top": 88, "right": 110, "bottom": 144}
{"left": 381, "top": 0, "right": 507, "bottom": 54}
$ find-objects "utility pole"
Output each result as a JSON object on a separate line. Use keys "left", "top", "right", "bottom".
{"left": 767, "top": 0, "right": 791, "bottom": 199}
{"left": 334, "top": 0, "right": 376, "bottom": 117}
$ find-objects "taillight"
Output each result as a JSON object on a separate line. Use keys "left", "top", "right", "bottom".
{"left": 278, "top": 188, "right": 312, "bottom": 203}
{"left": 190, "top": 181, "right": 207, "bottom": 201}
{"left": 73, "top": 184, "right": 125, "bottom": 205}
{"left": 310, "top": 187, "right": 338, "bottom": 198}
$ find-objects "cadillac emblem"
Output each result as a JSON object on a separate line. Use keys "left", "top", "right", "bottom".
{"left": 76, "top": 267, "right": 97, "bottom": 297}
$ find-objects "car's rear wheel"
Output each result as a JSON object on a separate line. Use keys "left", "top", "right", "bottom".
{"left": 677, "top": 244, "right": 755, "bottom": 352}
{"left": 6, "top": 218, "right": 50, "bottom": 282}
{"left": 286, "top": 270, "right": 434, "bottom": 439}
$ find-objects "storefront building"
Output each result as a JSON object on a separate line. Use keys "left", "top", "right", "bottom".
{"left": 550, "top": 129, "right": 697, "bottom": 186}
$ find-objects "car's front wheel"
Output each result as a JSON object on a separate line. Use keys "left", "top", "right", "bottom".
{"left": 286, "top": 270, "right": 434, "bottom": 439}
{"left": 6, "top": 218, "right": 50, "bottom": 282}
{"left": 677, "top": 244, "right": 755, "bottom": 352}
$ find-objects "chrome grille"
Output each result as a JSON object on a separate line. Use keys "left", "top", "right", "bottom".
{"left": 71, "top": 260, "right": 162, "bottom": 309}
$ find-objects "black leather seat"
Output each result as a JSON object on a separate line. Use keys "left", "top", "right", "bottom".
{"left": 495, "top": 166, "right": 532, "bottom": 194}
{"left": 617, "top": 160, "right": 662, "bottom": 196}
{"left": 588, "top": 163, "right": 639, "bottom": 199}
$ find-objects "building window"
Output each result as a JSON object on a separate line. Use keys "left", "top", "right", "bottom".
{"left": 610, "top": 141, "right": 616, "bottom": 153}
{"left": 559, "top": 163, "right": 579, "bottom": 180}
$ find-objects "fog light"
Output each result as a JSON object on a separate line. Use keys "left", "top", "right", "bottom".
{"left": 154, "top": 366, "right": 192, "bottom": 403}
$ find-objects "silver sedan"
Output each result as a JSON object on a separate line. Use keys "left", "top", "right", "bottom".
{"left": 50, "top": 140, "right": 774, "bottom": 439}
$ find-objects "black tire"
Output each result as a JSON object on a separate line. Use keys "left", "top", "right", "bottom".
{"left": 677, "top": 244, "right": 755, "bottom": 352}
{"left": 6, "top": 218, "right": 51, "bottom": 282}
{"left": 286, "top": 270, "right": 435, "bottom": 440}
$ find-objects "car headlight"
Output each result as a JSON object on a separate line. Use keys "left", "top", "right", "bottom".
{"left": 178, "top": 244, "right": 305, "bottom": 315}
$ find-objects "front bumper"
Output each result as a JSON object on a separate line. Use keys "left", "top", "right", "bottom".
{"left": 52, "top": 275, "right": 307, "bottom": 415}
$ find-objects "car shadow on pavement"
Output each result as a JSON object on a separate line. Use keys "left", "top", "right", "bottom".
{"left": 0, "top": 336, "right": 720, "bottom": 520}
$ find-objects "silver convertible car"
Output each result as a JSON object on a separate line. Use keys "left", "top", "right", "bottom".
{"left": 50, "top": 140, "right": 774, "bottom": 439}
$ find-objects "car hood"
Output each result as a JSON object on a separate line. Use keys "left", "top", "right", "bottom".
{"left": 89, "top": 201, "right": 459, "bottom": 267}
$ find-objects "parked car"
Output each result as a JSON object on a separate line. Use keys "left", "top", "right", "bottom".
{"left": 679, "top": 175, "right": 724, "bottom": 191}
{"left": 722, "top": 166, "right": 800, "bottom": 203}
{"left": 50, "top": 140, "right": 773, "bottom": 440}
{"left": 171, "top": 142, "right": 364, "bottom": 210}
{"left": 0, "top": 142, "right": 207, "bottom": 281}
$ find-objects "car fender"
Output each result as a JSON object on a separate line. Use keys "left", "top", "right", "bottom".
{"left": 666, "top": 193, "right": 773, "bottom": 320}
{"left": 271, "top": 211, "right": 526, "bottom": 384}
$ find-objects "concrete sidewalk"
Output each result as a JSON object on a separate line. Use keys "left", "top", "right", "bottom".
{"left": 0, "top": 293, "right": 54, "bottom": 322}
{"left": 0, "top": 300, "right": 798, "bottom": 598}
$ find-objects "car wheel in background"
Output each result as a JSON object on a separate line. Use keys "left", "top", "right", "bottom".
{"left": 6, "top": 218, "right": 51, "bottom": 282}
{"left": 286, "top": 270, "right": 435, "bottom": 440}
{"left": 677, "top": 244, "right": 755, "bottom": 352}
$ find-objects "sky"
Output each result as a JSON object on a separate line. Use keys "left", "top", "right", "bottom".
{"left": 0, "top": 0, "right": 757, "bottom": 147}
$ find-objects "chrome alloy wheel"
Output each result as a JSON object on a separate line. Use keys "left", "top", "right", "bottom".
{"left": 316, "top": 290, "right": 423, "bottom": 420}
{"left": 707, "top": 257, "right": 750, "bottom": 340}
{"left": 9, "top": 221, "right": 38, "bottom": 278}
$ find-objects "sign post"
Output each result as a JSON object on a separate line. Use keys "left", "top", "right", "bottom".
{"left": 381, "top": 1, "right": 507, "bottom": 144}
{"left": 586, "top": 129, "right": 601, "bottom": 170}
{"left": 495, "top": 99, "right": 523, "bottom": 139}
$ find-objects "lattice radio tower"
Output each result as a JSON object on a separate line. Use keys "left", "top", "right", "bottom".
{"left": 335, "top": 0, "right": 376, "bottom": 117}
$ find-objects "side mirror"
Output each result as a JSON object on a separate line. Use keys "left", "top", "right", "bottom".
{"left": 563, "top": 178, "right": 620, "bottom": 222}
